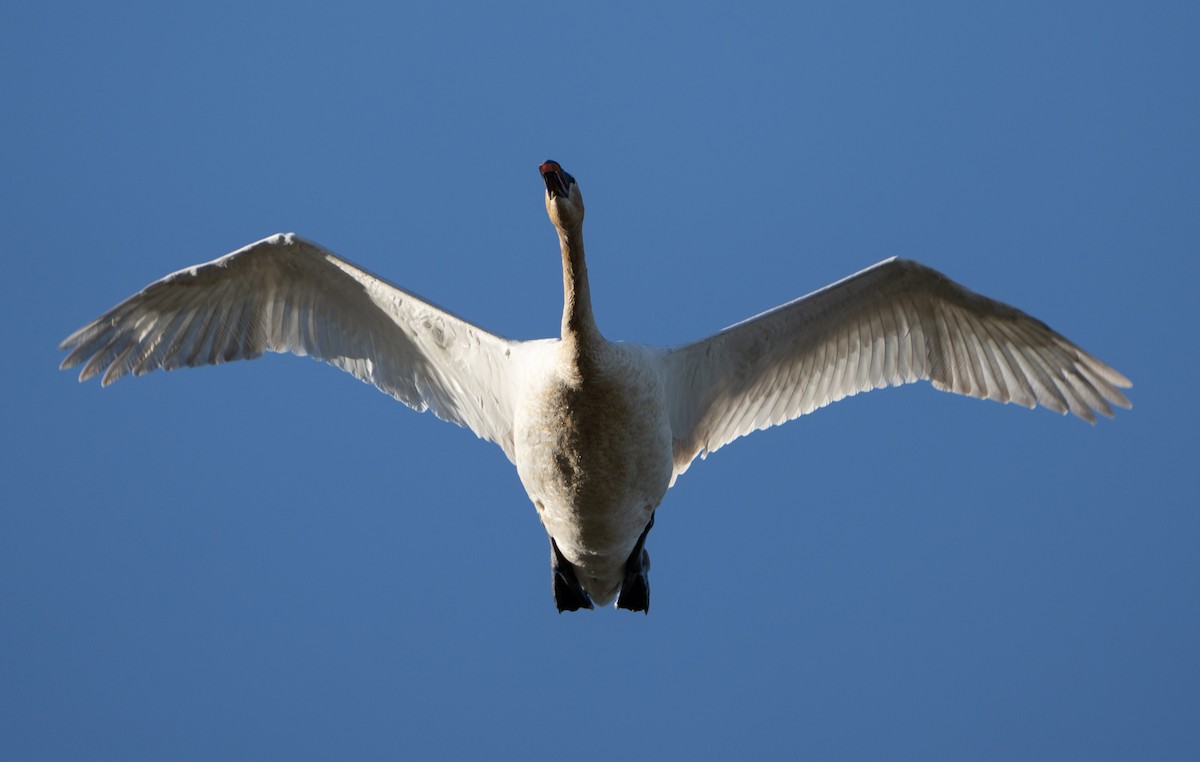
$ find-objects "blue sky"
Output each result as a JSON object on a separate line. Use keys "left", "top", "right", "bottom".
{"left": 3, "top": 2, "right": 1196, "bottom": 759}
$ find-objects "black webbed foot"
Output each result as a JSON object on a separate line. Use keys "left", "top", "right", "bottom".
{"left": 616, "top": 514, "right": 655, "bottom": 614}
{"left": 551, "top": 538, "right": 593, "bottom": 612}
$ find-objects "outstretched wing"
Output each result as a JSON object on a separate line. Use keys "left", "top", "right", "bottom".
{"left": 60, "top": 233, "right": 524, "bottom": 461}
{"left": 664, "top": 257, "right": 1131, "bottom": 478}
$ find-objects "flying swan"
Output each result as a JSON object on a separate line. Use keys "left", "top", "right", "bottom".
{"left": 60, "top": 160, "right": 1131, "bottom": 613}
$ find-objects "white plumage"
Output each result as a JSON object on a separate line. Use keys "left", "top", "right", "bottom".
{"left": 60, "top": 161, "right": 1131, "bottom": 612}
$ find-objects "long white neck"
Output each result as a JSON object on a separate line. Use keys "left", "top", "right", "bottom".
{"left": 558, "top": 223, "right": 600, "bottom": 345}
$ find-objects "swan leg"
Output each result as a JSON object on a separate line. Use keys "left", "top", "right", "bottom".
{"left": 550, "top": 537, "right": 593, "bottom": 612}
{"left": 616, "top": 514, "right": 655, "bottom": 614}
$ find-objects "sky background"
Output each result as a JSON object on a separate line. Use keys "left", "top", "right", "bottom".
{"left": 3, "top": 2, "right": 1197, "bottom": 759}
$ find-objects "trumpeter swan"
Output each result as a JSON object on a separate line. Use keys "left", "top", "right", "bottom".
{"left": 60, "top": 160, "right": 1131, "bottom": 612}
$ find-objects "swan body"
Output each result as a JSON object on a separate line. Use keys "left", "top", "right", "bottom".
{"left": 60, "top": 160, "right": 1132, "bottom": 612}
{"left": 514, "top": 339, "right": 673, "bottom": 606}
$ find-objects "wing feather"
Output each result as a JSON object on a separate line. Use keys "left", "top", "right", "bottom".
{"left": 664, "top": 258, "right": 1131, "bottom": 478}
{"left": 60, "top": 233, "right": 523, "bottom": 461}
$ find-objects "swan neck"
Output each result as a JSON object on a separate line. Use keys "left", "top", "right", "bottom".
{"left": 559, "top": 226, "right": 598, "bottom": 341}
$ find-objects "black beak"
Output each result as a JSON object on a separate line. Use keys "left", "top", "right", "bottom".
{"left": 540, "top": 160, "right": 573, "bottom": 199}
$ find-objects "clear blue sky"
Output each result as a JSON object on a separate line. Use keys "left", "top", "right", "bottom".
{"left": 3, "top": 2, "right": 1196, "bottom": 759}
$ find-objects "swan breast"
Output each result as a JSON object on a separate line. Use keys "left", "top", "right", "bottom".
{"left": 513, "top": 341, "right": 673, "bottom": 581}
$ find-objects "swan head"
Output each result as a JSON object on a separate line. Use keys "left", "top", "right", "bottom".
{"left": 540, "top": 160, "right": 584, "bottom": 232}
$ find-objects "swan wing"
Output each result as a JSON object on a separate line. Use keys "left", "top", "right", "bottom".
{"left": 664, "top": 257, "right": 1131, "bottom": 478}
{"left": 60, "top": 233, "right": 523, "bottom": 461}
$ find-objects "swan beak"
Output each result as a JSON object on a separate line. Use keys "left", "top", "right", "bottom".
{"left": 540, "top": 160, "right": 573, "bottom": 199}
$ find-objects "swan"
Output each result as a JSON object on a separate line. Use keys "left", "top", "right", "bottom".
{"left": 60, "top": 160, "right": 1132, "bottom": 613}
